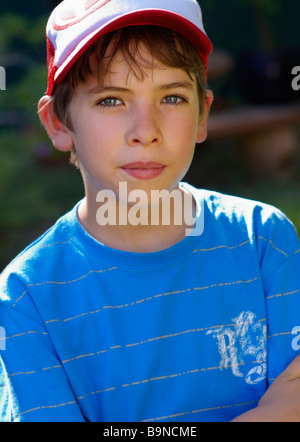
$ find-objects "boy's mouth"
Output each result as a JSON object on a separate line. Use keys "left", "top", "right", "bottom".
{"left": 121, "top": 162, "right": 166, "bottom": 180}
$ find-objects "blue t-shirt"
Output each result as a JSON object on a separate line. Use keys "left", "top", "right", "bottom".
{"left": 1, "top": 183, "right": 300, "bottom": 422}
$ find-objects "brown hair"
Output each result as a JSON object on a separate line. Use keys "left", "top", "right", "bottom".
{"left": 49, "top": 26, "right": 208, "bottom": 167}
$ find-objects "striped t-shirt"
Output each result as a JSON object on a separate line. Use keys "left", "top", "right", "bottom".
{"left": 1, "top": 183, "right": 300, "bottom": 422}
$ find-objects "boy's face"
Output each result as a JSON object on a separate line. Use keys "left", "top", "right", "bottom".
{"left": 45, "top": 43, "right": 211, "bottom": 202}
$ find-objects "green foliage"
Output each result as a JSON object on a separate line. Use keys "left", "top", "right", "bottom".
{"left": 0, "top": 127, "right": 83, "bottom": 270}
{"left": 0, "top": 12, "right": 83, "bottom": 270}
{"left": 200, "top": 0, "right": 282, "bottom": 15}
{"left": 235, "top": 0, "right": 281, "bottom": 15}
{"left": 0, "top": 13, "right": 47, "bottom": 54}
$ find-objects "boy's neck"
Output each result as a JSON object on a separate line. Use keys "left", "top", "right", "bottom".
{"left": 77, "top": 186, "right": 196, "bottom": 253}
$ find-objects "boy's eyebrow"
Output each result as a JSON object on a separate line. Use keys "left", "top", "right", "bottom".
{"left": 88, "top": 81, "right": 194, "bottom": 95}
{"left": 156, "top": 81, "right": 194, "bottom": 92}
{"left": 88, "top": 86, "right": 131, "bottom": 95}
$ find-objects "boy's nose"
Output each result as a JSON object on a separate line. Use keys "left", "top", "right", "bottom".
{"left": 126, "top": 105, "right": 162, "bottom": 147}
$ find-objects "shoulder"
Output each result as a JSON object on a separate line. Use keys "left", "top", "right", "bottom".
{"left": 185, "top": 182, "right": 289, "bottom": 222}
{"left": 203, "top": 187, "right": 296, "bottom": 231}
{"left": 184, "top": 183, "right": 300, "bottom": 257}
{"left": 202, "top": 187, "right": 286, "bottom": 222}
{"left": 0, "top": 202, "right": 80, "bottom": 306}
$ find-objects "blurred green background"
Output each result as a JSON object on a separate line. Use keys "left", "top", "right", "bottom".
{"left": 0, "top": 0, "right": 299, "bottom": 271}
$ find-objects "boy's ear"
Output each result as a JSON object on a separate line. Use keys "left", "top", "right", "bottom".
{"left": 196, "top": 89, "right": 213, "bottom": 144}
{"left": 38, "top": 96, "right": 74, "bottom": 152}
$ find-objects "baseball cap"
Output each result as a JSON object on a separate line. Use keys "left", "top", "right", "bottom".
{"left": 46, "top": 0, "right": 213, "bottom": 95}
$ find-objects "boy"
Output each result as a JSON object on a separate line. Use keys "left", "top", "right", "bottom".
{"left": 1, "top": 0, "right": 300, "bottom": 422}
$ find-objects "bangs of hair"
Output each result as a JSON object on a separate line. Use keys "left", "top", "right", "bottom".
{"left": 67, "top": 25, "right": 206, "bottom": 89}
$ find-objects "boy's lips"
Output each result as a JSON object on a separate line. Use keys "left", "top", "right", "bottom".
{"left": 121, "top": 162, "right": 166, "bottom": 180}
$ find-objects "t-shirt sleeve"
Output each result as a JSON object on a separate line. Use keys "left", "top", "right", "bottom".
{"left": 257, "top": 208, "right": 300, "bottom": 385}
{"left": 0, "top": 275, "right": 85, "bottom": 422}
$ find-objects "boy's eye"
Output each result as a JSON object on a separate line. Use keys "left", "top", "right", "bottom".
{"left": 162, "top": 95, "right": 186, "bottom": 105}
{"left": 98, "top": 97, "right": 122, "bottom": 107}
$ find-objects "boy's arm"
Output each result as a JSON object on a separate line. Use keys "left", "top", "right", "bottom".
{"left": 233, "top": 208, "right": 300, "bottom": 422}
{"left": 233, "top": 356, "right": 300, "bottom": 422}
{"left": 0, "top": 303, "right": 85, "bottom": 422}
